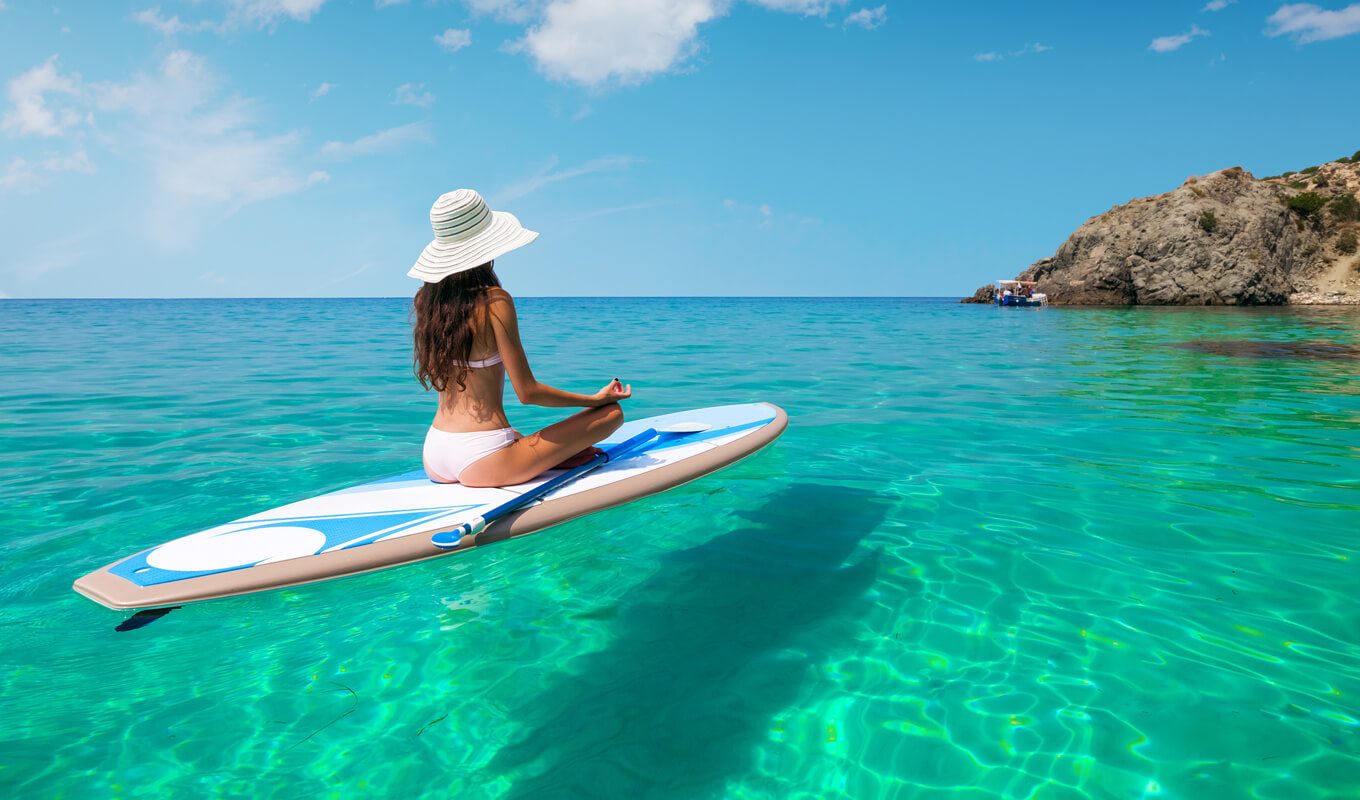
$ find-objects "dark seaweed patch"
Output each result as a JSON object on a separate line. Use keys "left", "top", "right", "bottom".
{"left": 1172, "top": 340, "right": 1360, "bottom": 360}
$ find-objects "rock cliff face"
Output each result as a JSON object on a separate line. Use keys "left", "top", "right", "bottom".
{"left": 965, "top": 156, "right": 1360, "bottom": 305}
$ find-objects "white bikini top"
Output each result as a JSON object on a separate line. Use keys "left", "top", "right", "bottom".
{"left": 458, "top": 352, "right": 503, "bottom": 369}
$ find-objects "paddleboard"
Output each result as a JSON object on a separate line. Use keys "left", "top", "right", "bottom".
{"left": 74, "top": 402, "right": 787, "bottom": 609}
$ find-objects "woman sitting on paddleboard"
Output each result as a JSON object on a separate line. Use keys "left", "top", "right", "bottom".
{"left": 410, "top": 189, "right": 631, "bottom": 487}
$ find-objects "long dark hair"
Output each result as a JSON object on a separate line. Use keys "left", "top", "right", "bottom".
{"left": 412, "top": 262, "right": 502, "bottom": 392}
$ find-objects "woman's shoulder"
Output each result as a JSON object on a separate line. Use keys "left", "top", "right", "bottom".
{"left": 483, "top": 287, "right": 515, "bottom": 306}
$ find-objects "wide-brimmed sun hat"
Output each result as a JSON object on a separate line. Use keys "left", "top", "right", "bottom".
{"left": 408, "top": 189, "right": 538, "bottom": 282}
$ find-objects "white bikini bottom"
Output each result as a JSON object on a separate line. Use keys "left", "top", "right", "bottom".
{"left": 423, "top": 426, "right": 519, "bottom": 483}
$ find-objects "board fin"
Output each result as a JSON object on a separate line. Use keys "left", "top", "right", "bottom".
{"left": 115, "top": 606, "right": 181, "bottom": 632}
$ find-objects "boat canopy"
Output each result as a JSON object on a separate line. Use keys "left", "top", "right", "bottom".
{"left": 996, "top": 280, "right": 1036, "bottom": 287}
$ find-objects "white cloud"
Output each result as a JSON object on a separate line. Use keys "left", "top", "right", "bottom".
{"left": 393, "top": 83, "right": 435, "bottom": 107}
{"left": 1266, "top": 3, "right": 1360, "bottom": 42}
{"left": 2, "top": 56, "right": 84, "bottom": 137}
{"left": 477, "top": 0, "right": 866, "bottom": 86}
{"left": 495, "top": 154, "right": 639, "bottom": 203}
{"left": 1149, "top": 24, "right": 1209, "bottom": 52}
{"left": 520, "top": 0, "right": 723, "bottom": 86}
{"left": 435, "top": 27, "right": 472, "bottom": 51}
{"left": 843, "top": 5, "right": 885, "bottom": 29}
{"left": 375, "top": 0, "right": 407, "bottom": 6}
{"left": 1204, "top": 0, "right": 1236, "bottom": 10}
{"left": 973, "top": 51, "right": 1001, "bottom": 62}
{"left": 311, "top": 82, "right": 337, "bottom": 99}
{"left": 320, "top": 121, "right": 433, "bottom": 159}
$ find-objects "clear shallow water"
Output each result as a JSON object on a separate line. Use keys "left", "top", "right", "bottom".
{"left": 1, "top": 297, "right": 1358, "bottom": 800}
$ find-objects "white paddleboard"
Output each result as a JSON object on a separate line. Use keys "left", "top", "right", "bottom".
{"left": 74, "top": 402, "right": 787, "bottom": 609}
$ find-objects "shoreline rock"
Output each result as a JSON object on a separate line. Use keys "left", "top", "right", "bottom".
{"left": 965, "top": 155, "right": 1360, "bottom": 305}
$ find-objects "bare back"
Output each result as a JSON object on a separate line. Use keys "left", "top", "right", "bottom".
{"left": 431, "top": 295, "right": 511, "bottom": 433}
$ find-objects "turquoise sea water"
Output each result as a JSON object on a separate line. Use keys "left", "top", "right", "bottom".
{"left": 2, "top": 297, "right": 1359, "bottom": 800}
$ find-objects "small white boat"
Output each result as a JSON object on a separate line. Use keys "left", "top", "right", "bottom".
{"left": 995, "top": 280, "right": 1048, "bottom": 307}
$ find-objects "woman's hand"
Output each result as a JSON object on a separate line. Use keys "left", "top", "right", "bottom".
{"left": 591, "top": 378, "right": 632, "bottom": 406}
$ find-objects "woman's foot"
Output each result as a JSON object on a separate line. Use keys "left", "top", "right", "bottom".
{"left": 553, "top": 446, "right": 603, "bottom": 470}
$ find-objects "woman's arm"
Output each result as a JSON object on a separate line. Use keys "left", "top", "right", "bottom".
{"left": 487, "top": 290, "right": 630, "bottom": 408}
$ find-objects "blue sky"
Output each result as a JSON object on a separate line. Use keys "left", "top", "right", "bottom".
{"left": 1, "top": 0, "right": 1358, "bottom": 298}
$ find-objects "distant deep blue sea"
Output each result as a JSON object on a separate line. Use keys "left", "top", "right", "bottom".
{"left": 1, "top": 297, "right": 1358, "bottom": 799}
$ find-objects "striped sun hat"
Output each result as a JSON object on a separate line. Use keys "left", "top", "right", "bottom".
{"left": 407, "top": 189, "right": 539, "bottom": 282}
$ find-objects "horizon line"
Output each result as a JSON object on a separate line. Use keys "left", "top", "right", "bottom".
{"left": 0, "top": 295, "right": 969, "bottom": 301}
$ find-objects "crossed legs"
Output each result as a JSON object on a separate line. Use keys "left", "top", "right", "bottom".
{"left": 454, "top": 403, "right": 625, "bottom": 488}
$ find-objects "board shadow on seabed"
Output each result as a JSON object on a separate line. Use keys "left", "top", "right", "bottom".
{"left": 485, "top": 483, "right": 892, "bottom": 800}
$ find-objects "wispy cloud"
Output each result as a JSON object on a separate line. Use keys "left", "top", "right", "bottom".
{"left": 327, "top": 262, "right": 373, "bottom": 286}
{"left": 843, "top": 5, "right": 886, "bottom": 29}
{"left": 1204, "top": 0, "right": 1237, "bottom": 10}
{"left": 224, "top": 0, "right": 328, "bottom": 28}
{"left": 463, "top": 0, "right": 542, "bottom": 25}
{"left": 495, "top": 155, "right": 640, "bottom": 203}
{"left": 320, "top": 121, "right": 433, "bottom": 159}
{"left": 1265, "top": 2, "right": 1360, "bottom": 43}
{"left": 393, "top": 83, "right": 434, "bottom": 107}
{"left": 749, "top": 0, "right": 850, "bottom": 13}
{"left": 132, "top": 7, "right": 221, "bottom": 35}
{"left": 4, "top": 232, "right": 93, "bottom": 284}
{"left": 565, "top": 199, "right": 666, "bottom": 223}
{"left": 88, "top": 50, "right": 327, "bottom": 248}
{"left": 132, "top": 0, "right": 326, "bottom": 34}
{"left": 435, "top": 27, "right": 472, "bottom": 52}
{"left": 310, "top": 82, "right": 337, "bottom": 100}
{"left": 1, "top": 150, "right": 94, "bottom": 193}
{"left": 723, "top": 198, "right": 819, "bottom": 229}
{"left": 974, "top": 42, "right": 1053, "bottom": 62}
{"left": 1149, "top": 24, "right": 1209, "bottom": 52}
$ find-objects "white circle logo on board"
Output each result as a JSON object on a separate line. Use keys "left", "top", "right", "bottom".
{"left": 146, "top": 526, "right": 328, "bottom": 573}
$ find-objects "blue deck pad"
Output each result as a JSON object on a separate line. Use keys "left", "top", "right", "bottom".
{"left": 110, "top": 505, "right": 481, "bottom": 587}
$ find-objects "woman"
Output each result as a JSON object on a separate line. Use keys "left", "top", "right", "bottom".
{"left": 409, "top": 189, "right": 631, "bottom": 487}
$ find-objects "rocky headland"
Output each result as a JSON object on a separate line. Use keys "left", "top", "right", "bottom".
{"left": 964, "top": 151, "right": 1360, "bottom": 305}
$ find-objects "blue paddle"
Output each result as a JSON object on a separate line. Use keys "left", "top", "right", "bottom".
{"left": 429, "top": 423, "right": 710, "bottom": 550}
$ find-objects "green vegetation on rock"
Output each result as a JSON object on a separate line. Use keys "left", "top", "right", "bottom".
{"left": 1337, "top": 230, "right": 1358, "bottom": 255}
{"left": 1330, "top": 194, "right": 1360, "bottom": 223}
{"left": 1283, "top": 192, "right": 1327, "bottom": 216}
{"left": 1301, "top": 166, "right": 1320, "bottom": 174}
{"left": 1199, "top": 210, "right": 1218, "bottom": 233}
